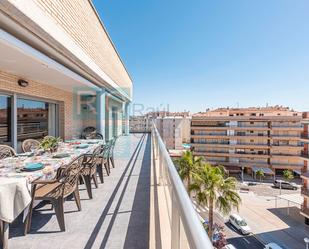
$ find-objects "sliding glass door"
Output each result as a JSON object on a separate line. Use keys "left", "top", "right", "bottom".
{"left": 0, "top": 95, "right": 12, "bottom": 145}
{"left": 0, "top": 93, "right": 59, "bottom": 151}
{"left": 17, "top": 98, "right": 58, "bottom": 151}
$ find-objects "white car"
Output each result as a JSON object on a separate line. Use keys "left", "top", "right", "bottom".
{"left": 264, "top": 243, "right": 284, "bottom": 249}
{"left": 225, "top": 244, "right": 237, "bottom": 249}
{"left": 229, "top": 213, "right": 251, "bottom": 235}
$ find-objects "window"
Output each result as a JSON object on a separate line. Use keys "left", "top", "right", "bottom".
{"left": 17, "top": 98, "right": 58, "bottom": 151}
{"left": 0, "top": 95, "right": 12, "bottom": 145}
{"left": 250, "top": 122, "right": 254, "bottom": 124}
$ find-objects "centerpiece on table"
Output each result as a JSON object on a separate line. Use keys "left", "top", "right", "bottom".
{"left": 39, "top": 136, "right": 61, "bottom": 153}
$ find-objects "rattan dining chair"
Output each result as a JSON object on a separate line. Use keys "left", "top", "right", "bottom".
{"left": 0, "top": 145, "right": 16, "bottom": 159}
{"left": 24, "top": 156, "right": 83, "bottom": 233}
{"left": 108, "top": 138, "right": 117, "bottom": 168}
{"left": 83, "top": 132, "right": 104, "bottom": 140}
{"left": 22, "top": 139, "right": 40, "bottom": 153}
{"left": 80, "top": 145, "right": 102, "bottom": 199}
{"left": 96, "top": 145, "right": 110, "bottom": 183}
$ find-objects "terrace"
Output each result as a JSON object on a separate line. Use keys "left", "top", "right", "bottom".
{"left": 1, "top": 130, "right": 212, "bottom": 249}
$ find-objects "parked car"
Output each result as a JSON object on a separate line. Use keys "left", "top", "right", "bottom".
{"left": 228, "top": 214, "right": 251, "bottom": 235}
{"left": 273, "top": 180, "right": 297, "bottom": 190}
{"left": 225, "top": 244, "right": 237, "bottom": 249}
{"left": 264, "top": 242, "right": 285, "bottom": 249}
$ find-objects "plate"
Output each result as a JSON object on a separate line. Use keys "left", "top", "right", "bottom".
{"left": 23, "top": 162, "right": 44, "bottom": 171}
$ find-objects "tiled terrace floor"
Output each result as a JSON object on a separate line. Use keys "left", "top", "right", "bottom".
{"left": 9, "top": 133, "right": 151, "bottom": 249}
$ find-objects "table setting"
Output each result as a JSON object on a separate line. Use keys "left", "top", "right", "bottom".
{"left": 0, "top": 138, "right": 104, "bottom": 249}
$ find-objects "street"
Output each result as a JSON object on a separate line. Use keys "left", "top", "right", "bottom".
{"left": 193, "top": 200, "right": 264, "bottom": 249}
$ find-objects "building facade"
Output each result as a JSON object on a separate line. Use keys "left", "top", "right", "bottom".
{"left": 129, "top": 111, "right": 191, "bottom": 150}
{"left": 159, "top": 116, "right": 191, "bottom": 150}
{"left": 191, "top": 107, "right": 304, "bottom": 178}
{"left": 301, "top": 112, "right": 309, "bottom": 225}
{"left": 129, "top": 115, "right": 152, "bottom": 133}
{"left": 0, "top": 0, "right": 132, "bottom": 151}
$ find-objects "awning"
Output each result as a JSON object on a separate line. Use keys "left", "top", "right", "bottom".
{"left": 252, "top": 166, "right": 274, "bottom": 175}
{"left": 224, "top": 165, "right": 242, "bottom": 172}
{"left": 293, "top": 170, "right": 301, "bottom": 175}
{"left": 272, "top": 165, "right": 303, "bottom": 170}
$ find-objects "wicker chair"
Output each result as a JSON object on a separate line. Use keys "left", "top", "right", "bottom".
{"left": 22, "top": 139, "right": 40, "bottom": 153}
{"left": 0, "top": 145, "right": 16, "bottom": 159}
{"left": 108, "top": 138, "right": 117, "bottom": 168}
{"left": 81, "top": 126, "right": 96, "bottom": 139}
{"left": 44, "top": 135, "right": 55, "bottom": 139}
{"left": 96, "top": 145, "right": 110, "bottom": 183}
{"left": 24, "top": 156, "right": 83, "bottom": 233}
{"left": 85, "top": 132, "right": 104, "bottom": 140}
{"left": 80, "top": 145, "right": 102, "bottom": 199}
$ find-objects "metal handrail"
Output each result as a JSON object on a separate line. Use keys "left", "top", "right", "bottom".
{"left": 152, "top": 122, "right": 213, "bottom": 249}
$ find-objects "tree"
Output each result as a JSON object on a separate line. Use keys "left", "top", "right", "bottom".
{"left": 190, "top": 163, "right": 241, "bottom": 239}
{"left": 283, "top": 169, "right": 294, "bottom": 182}
{"left": 175, "top": 151, "right": 203, "bottom": 193}
{"left": 256, "top": 169, "right": 264, "bottom": 183}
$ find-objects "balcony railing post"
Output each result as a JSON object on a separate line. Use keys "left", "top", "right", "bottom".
{"left": 159, "top": 151, "right": 164, "bottom": 185}
{"left": 171, "top": 188, "right": 180, "bottom": 249}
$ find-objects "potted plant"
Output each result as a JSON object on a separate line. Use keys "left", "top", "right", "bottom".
{"left": 39, "top": 137, "right": 61, "bottom": 153}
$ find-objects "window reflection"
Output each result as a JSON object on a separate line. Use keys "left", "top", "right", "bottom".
{"left": 0, "top": 95, "right": 12, "bottom": 145}
{"left": 17, "top": 98, "right": 49, "bottom": 142}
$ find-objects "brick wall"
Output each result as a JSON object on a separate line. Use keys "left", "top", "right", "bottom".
{"left": 0, "top": 70, "right": 87, "bottom": 139}
{"left": 32, "top": 0, "right": 132, "bottom": 94}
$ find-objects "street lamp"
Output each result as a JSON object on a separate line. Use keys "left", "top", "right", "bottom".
{"left": 304, "top": 237, "right": 309, "bottom": 249}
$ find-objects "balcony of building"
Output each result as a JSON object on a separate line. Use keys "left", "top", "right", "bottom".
{"left": 3, "top": 132, "right": 212, "bottom": 249}
{"left": 194, "top": 151, "right": 270, "bottom": 159}
{"left": 300, "top": 205, "right": 309, "bottom": 219}
{"left": 301, "top": 187, "right": 309, "bottom": 198}
{"left": 191, "top": 134, "right": 270, "bottom": 140}
{"left": 301, "top": 171, "right": 309, "bottom": 180}
{"left": 193, "top": 143, "right": 270, "bottom": 149}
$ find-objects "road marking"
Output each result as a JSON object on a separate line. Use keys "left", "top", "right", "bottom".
{"left": 200, "top": 207, "right": 207, "bottom": 212}
{"left": 242, "top": 238, "right": 250, "bottom": 244}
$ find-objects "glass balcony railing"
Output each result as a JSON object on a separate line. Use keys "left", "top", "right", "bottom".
{"left": 152, "top": 122, "right": 213, "bottom": 249}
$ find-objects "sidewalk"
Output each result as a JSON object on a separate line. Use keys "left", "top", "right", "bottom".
{"left": 238, "top": 192, "right": 309, "bottom": 249}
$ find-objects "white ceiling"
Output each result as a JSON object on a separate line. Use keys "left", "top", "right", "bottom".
{"left": 0, "top": 32, "right": 99, "bottom": 93}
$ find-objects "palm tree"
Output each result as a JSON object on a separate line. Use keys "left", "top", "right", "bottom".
{"left": 190, "top": 163, "right": 241, "bottom": 239}
{"left": 256, "top": 169, "right": 264, "bottom": 183}
{"left": 175, "top": 151, "right": 202, "bottom": 193}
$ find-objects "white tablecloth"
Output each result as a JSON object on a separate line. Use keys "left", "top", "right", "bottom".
{"left": 0, "top": 178, "right": 31, "bottom": 223}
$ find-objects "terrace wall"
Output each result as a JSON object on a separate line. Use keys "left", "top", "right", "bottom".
{"left": 0, "top": 70, "right": 88, "bottom": 139}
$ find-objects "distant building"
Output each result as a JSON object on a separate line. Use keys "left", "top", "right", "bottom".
{"left": 301, "top": 112, "right": 309, "bottom": 225}
{"left": 129, "top": 116, "right": 152, "bottom": 133}
{"left": 191, "top": 106, "right": 304, "bottom": 179}
{"left": 129, "top": 111, "right": 191, "bottom": 150}
{"left": 155, "top": 116, "right": 191, "bottom": 150}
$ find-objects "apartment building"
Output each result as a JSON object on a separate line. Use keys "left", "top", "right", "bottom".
{"left": 0, "top": 0, "right": 132, "bottom": 150}
{"left": 129, "top": 111, "right": 191, "bottom": 150}
{"left": 191, "top": 106, "right": 304, "bottom": 178}
{"left": 301, "top": 112, "right": 309, "bottom": 225}
{"left": 129, "top": 115, "right": 152, "bottom": 133}
{"left": 155, "top": 116, "right": 191, "bottom": 150}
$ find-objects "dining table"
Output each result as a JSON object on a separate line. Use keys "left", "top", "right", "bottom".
{"left": 0, "top": 139, "right": 103, "bottom": 249}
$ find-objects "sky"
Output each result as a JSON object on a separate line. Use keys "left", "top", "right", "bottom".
{"left": 92, "top": 0, "right": 309, "bottom": 114}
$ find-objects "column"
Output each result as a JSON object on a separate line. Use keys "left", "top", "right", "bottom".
{"left": 96, "top": 89, "right": 107, "bottom": 141}
{"left": 124, "top": 102, "right": 130, "bottom": 135}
